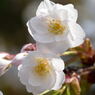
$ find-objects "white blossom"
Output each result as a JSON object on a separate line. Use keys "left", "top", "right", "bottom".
{"left": 0, "top": 91, "right": 3, "bottom": 95}
{"left": 27, "top": 0, "right": 85, "bottom": 54}
{"left": 0, "top": 53, "right": 12, "bottom": 76}
{"left": 18, "top": 51, "right": 65, "bottom": 95}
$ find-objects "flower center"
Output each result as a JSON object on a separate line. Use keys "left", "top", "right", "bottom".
{"left": 47, "top": 18, "right": 65, "bottom": 35}
{"left": 34, "top": 58, "right": 51, "bottom": 76}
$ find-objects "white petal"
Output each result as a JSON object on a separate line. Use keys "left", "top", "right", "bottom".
{"left": 26, "top": 71, "right": 56, "bottom": 95}
{"left": 68, "top": 37, "right": 84, "bottom": 47}
{"left": 27, "top": 17, "right": 55, "bottom": 43}
{"left": 63, "top": 4, "right": 78, "bottom": 22}
{"left": 68, "top": 22, "right": 85, "bottom": 47}
{"left": 28, "top": 68, "right": 56, "bottom": 87}
{"left": 18, "top": 67, "right": 30, "bottom": 85}
{"left": 26, "top": 84, "right": 46, "bottom": 95}
{"left": 12, "top": 52, "right": 27, "bottom": 66}
{"left": 18, "top": 64, "right": 22, "bottom": 71}
{"left": 36, "top": 0, "right": 55, "bottom": 16}
{"left": 28, "top": 71, "right": 43, "bottom": 86}
{"left": 21, "top": 52, "right": 38, "bottom": 66}
{"left": 0, "top": 91, "right": 3, "bottom": 95}
{"left": 36, "top": 1, "right": 49, "bottom": 16}
{"left": 51, "top": 5, "right": 68, "bottom": 21}
{"left": 50, "top": 4, "right": 78, "bottom": 22}
{"left": 51, "top": 58, "right": 64, "bottom": 71}
{"left": 52, "top": 71, "right": 65, "bottom": 90}
{"left": 68, "top": 22, "right": 85, "bottom": 40}
{"left": 36, "top": 39, "right": 71, "bottom": 54}
{"left": 19, "top": 67, "right": 56, "bottom": 94}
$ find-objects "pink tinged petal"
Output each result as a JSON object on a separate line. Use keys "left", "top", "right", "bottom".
{"left": 4, "top": 54, "right": 15, "bottom": 60}
{"left": 0, "top": 52, "right": 9, "bottom": 58}
{"left": 52, "top": 71, "right": 65, "bottom": 90}
{"left": 0, "top": 52, "right": 15, "bottom": 60}
{"left": 12, "top": 52, "right": 28, "bottom": 66}
{"left": 21, "top": 43, "right": 36, "bottom": 52}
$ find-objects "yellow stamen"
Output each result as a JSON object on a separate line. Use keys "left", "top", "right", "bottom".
{"left": 47, "top": 18, "right": 65, "bottom": 35}
{"left": 34, "top": 58, "right": 51, "bottom": 76}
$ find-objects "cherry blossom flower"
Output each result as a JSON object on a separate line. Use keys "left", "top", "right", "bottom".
{"left": 27, "top": 0, "right": 85, "bottom": 54}
{"left": 18, "top": 51, "right": 65, "bottom": 95}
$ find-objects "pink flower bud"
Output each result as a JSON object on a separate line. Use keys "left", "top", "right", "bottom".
{"left": 21, "top": 43, "right": 36, "bottom": 52}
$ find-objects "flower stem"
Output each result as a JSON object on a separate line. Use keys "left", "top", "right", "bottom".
{"left": 60, "top": 51, "right": 78, "bottom": 56}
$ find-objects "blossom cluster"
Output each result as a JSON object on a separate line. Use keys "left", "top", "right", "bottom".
{"left": 19, "top": 0, "right": 85, "bottom": 94}
{"left": 0, "top": 0, "right": 85, "bottom": 95}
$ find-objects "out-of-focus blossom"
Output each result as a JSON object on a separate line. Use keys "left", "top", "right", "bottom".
{"left": 0, "top": 91, "right": 3, "bottom": 95}
{"left": 0, "top": 53, "right": 12, "bottom": 76}
{"left": 27, "top": 0, "right": 85, "bottom": 54}
{"left": 21, "top": 43, "right": 36, "bottom": 52}
{"left": 18, "top": 51, "right": 65, "bottom": 95}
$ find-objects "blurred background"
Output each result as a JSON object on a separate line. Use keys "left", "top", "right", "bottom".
{"left": 0, "top": 0, "right": 95, "bottom": 95}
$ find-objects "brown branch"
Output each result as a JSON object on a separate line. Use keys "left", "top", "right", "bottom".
{"left": 78, "top": 65, "right": 95, "bottom": 76}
